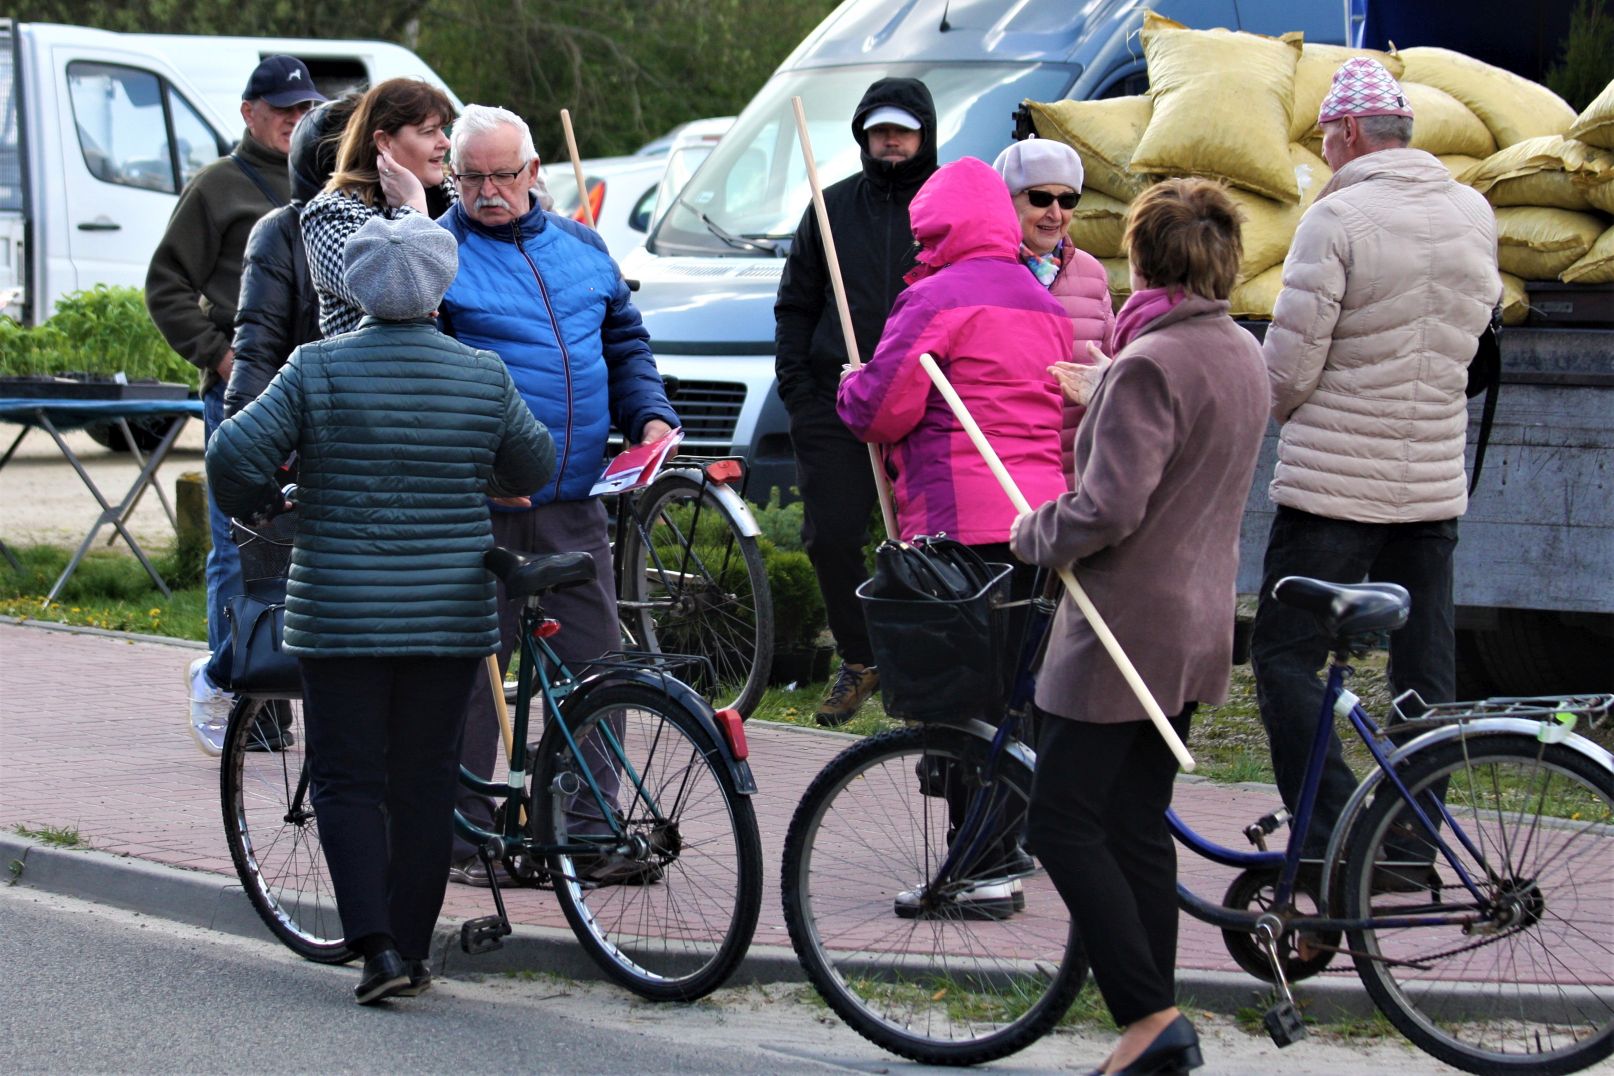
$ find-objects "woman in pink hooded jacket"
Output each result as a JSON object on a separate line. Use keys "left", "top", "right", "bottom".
{"left": 992, "top": 138, "right": 1115, "bottom": 482}
{"left": 836, "top": 156, "right": 1072, "bottom": 558}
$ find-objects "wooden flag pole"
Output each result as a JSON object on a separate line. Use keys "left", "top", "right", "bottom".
{"left": 917, "top": 353, "right": 1196, "bottom": 772}
{"left": 789, "top": 95, "right": 899, "bottom": 539}
{"left": 559, "top": 108, "right": 595, "bottom": 228}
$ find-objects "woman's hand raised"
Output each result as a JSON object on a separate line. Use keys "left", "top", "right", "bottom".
{"left": 1049, "top": 342, "right": 1113, "bottom": 407}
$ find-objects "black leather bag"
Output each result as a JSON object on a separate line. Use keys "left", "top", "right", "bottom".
{"left": 857, "top": 536, "right": 1011, "bottom": 721}
{"left": 225, "top": 579, "right": 301, "bottom": 698}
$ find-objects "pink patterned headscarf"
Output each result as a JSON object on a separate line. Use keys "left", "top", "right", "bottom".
{"left": 1318, "top": 58, "right": 1414, "bottom": 124}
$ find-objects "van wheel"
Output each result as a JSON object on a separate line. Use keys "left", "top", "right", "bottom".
{"left": 1467, "top": 611, "right": 1614, "bottom": 696}
{"left": 85, "top": 419, "right": 167, "bottom": 453}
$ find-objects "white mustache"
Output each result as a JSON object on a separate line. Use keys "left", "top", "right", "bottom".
{"left": 474, "top": 195, "right": 511, "bottom": 211}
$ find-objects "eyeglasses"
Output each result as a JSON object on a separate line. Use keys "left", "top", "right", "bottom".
{"left": 452, "top": 169, "right": 525, "bottom": 188}
{"left": 1023, "top": 189, "right": 1080, "bottom": 210}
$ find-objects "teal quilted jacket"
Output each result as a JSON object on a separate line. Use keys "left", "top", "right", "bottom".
{"left": 206, "top": 317, "right": 555, "bottom": 657}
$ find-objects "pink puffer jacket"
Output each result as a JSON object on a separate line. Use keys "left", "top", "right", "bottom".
{"left": 1037, "top": 242, "right": 1115, "bottom": 482}
{"left": 837, "top": 158, "right": 1073, "bottom": 545}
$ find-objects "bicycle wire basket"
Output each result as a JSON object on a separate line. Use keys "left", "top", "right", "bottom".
{"left": 858, "top": 562, "right": 1013, "bottom": 722}
{"left": 231, "top": 513, "right": 295, "bottom": 594}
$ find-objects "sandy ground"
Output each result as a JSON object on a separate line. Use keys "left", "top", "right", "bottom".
{"left": 0, "top": 420, "right": 207, "bottom": 551}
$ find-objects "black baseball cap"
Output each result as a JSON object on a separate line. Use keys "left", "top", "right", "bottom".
{"left": 243, "top": 55, "right": 328, "bottom": 108}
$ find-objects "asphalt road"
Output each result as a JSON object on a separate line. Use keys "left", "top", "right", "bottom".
{"left": 0, "top": 884, "right": 1462, "bottom": 1074}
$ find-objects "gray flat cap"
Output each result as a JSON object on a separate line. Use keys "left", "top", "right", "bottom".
{"left": 342, "top": 212, "right": 458, "bottom": 321}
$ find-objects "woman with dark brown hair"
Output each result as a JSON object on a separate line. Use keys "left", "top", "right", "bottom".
{"left": 301, "top": 78, "right": 458, "bottom": 338}
{"left": 1010, "top": 178, "right": 1270, "bottom": 1075}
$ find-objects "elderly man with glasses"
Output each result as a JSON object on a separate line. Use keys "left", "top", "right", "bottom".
{"left": 435, "top": 104, "right": 678, "bottom": 888}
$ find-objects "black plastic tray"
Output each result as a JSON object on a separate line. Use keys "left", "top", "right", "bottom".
{"left": 0, "top": 376, "right": 191, "bottom": 401}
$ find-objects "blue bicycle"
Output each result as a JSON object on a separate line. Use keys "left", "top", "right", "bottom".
{"left": 782, "top": 574, "right": 1614, "bottom": 1072}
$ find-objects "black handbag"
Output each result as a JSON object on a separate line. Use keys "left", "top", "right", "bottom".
{"left": 857, "top": 536, "right": 1011, "bottom": 721}
{"left": 225, "top": 579, "right": 301, "bottom": 698}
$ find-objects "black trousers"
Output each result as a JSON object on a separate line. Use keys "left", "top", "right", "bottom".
{"left": 1251, "top": 506, "right": 1458, "bottom": 856}
{"left": 300, "top": 654, "right": 480, "bottom": 960}
{"left": 1028, "top": 706, "right": 1195, "bottom": 1027}
{"left": 788, "top": 397, "right": 878, "bottom": 666}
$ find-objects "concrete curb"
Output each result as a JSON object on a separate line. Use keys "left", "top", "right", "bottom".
{"left": 0, "top": 615, "right": 208, "bottom": 649}
{"left": 2, "top": 833, "right": 1384, "bottom": 1021}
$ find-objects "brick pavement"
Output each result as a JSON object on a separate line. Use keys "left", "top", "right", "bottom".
{"left": 5, "top": 620, "right": 1600, "bottom": 991}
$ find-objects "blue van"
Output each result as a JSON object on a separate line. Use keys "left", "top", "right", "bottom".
{"left": 621, "top": 0, "right": 1348, "bottom": 500}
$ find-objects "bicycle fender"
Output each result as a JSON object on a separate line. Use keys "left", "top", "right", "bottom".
{"left": 1321, "top": 717, "right": 1614, "bottom": 877}
{"left": 658, "top": 467, "right": 762, "bottom": 538}
{"left": 562, "top": 668, "right": 758, "bottom": 795}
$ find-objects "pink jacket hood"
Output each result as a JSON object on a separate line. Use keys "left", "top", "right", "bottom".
{"left": 906, "top": 157, "right": 1023, "bottom": 284}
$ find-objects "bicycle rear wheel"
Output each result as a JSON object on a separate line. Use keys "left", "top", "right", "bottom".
{"left": 533, "top": 682, "right": 762, "bottom": 1001}
{"left": 1342, "top": 734, "right": 1614, "bottom": 1074}
{"left": 618, "top": 473, "right": 772, "bottom": 717}
{"left": 781, "top": 725, "right": 1087, "bottom": 1065}
{"left": 220, "top": 696, "right": 353, "bottom": 964}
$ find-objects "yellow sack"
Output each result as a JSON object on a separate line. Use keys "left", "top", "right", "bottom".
{"left": 1499, "top": 272, "right": 1529, "bottom": 326}
{"left": 1069, "top": 191, "right": 1129, "bottom": 259}
{"left": 1585, "top": 178, "right": 1614, "bottom": 215}
{"left": 1227, "top": 145, "right": 1332, "bottom": 282}
{"left": 1567, "top": 79, "right": 1614, "bottom": 150}
{"left": 1465, "top": 136, "right": 1614, "bottom": 211}
{"left": 1438, "top": 155, "right": 1483, "bottom": 183}
{"left": 1560, "top": 224, "right": 1614, "bottom": 285}
{"left": 1229, "top": 264, "right": 1285, "bottom": 319}
{"left": 1395, "top": 47, "right": 1576, "bottom": 148}
{"left": 1028, "top": 97, "right": 1156, "bottom": 202}
{"left": 1403, "top": 83, "right": 1495, "bottom": 158}
{"left": 1494, "top": 206, "right": 1606, "bottom": 280}
{"left": 1128, "top": 13, "right": 1304, "bottom": 203}
{"left": 1290, "top": 44, "right": 1405, "bottom": 142}
{"left": 1101, "top": 257, "right": 1132, "bottom": 312}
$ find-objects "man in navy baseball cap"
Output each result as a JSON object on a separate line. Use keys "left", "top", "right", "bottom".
{"left": 242, "top": 56, "right": 327, "bottom": 153}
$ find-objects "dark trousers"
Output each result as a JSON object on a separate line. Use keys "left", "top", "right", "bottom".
{"left": 452, "top": 500, "right": 620, "bottom": 860}
{"left": 789, "top": 398, "right": 878, "bottom": 666}
{"left": 1251, "top": 506, "right": 1458, "bottom": 856}
{"left": 300, "top": 654, "right": 480, "bottom": 959}
{"left": 1028, "top": 707, "right": 1195, "bottom": 1027}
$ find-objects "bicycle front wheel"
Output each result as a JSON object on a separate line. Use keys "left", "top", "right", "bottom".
{"left": 533, "top": 682, "right": 762, "bottom": 1001}
{"left": 782, "top": 725, "right": 1087, "bottom": 1065}
{"left": 1342, "top": 734, "right": 1614, "bottom": 1074}
{"left": 618, "top": 473, "right": 773, "bottom": 717}
{"left": 220, "top": 696, "right": 353, "bottom": 964}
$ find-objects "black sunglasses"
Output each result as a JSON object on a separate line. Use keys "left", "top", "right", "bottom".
{"left": 1023, "top": 189, "right": 1080, "bottom": 210}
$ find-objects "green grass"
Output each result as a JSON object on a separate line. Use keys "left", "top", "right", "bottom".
{"left": 0, "top": 544, "right": 206, "bottom": 640}
{"left": 13, "top": 823, "right": 85, "bottom": 848}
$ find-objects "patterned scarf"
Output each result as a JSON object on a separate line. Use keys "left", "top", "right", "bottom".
{"left": 1021, "top": 240, "right": 1066, "bottom": 288}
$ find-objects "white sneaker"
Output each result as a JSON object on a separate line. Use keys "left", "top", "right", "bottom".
{"left": 894, "top": 878, "right": 1024, "bottom": 921}
{"left": 188, "top": 655, "right": 233, "bottom": 757}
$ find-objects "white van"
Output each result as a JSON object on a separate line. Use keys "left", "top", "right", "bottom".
{"left": 621, "top": 0, "right": 1346, "bottom": 502}
{"left": 0, "top": 21, "right": 459, "bottom": 326}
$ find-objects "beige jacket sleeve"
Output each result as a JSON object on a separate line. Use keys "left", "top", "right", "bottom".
{"left": 1263, "top": 202, "right": 1349, "bottom": 425}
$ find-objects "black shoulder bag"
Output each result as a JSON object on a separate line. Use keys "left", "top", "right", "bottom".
{"left": 1466, "top": 304, "right": 1503, "bottom": 495}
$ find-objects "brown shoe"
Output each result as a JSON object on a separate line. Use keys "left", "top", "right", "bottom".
{"left": 814, "top": 663, "right": 879, "bottom": 727}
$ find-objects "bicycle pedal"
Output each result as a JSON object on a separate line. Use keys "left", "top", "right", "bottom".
{"left": 460, "top": 915, "right": 511, "bottom": 955}
{"left": 1262, "top": 1000, "right": 1307, "bottom": 1047}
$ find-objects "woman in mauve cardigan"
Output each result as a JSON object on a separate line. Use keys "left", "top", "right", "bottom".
{"left": 1010, "top": 179, "right": 1269, "bottom": 1075}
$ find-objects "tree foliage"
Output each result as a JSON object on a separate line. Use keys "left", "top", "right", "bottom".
{"left": 11, "top": 0, "right": 839, "bottom": 157}
{"left": 1546, "top": 0, "right": 1614, "bottom": 111}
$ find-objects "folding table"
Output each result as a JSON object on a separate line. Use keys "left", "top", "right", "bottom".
{"left": 0, "top": 397, "right": 205, "bottom": 605}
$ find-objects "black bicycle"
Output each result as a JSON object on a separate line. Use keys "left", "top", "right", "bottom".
{"left": 220, "top": 543, "right": 764, "bottom": 1002}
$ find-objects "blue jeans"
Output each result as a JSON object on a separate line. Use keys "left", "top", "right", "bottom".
{"left": 202, "top": 381, "right": 243, "bottom": 688}
{"left": 1250, "top": 506, "right": 1458, "bottom": 856}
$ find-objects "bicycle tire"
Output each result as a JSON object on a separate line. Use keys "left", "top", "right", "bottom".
{"left": 781, "top": 725, "right": 1087, "bottom": 1065}
{"left": 618, "top": 473, "right": 773, "bottom": 717}
{"left": 532, "top": 681, "right": 762, "bottom": 1001}
{"left": 1341, "top": 733, "right": 1614, "bottom": 1075}
{"left": 220, "top": 695, "right": 354, "bottom": 964}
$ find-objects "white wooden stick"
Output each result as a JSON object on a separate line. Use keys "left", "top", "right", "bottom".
{"left": 559, "top": 109, "right": 595, "bottom": 228}
{"left": 917, "top": 353, "right": 1196, "bottom": 771}
{"left": 789, "top": 95, "right": 900, "bottom": 540}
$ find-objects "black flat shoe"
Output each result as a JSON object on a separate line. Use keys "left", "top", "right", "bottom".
{"left": 1109, "top": 1014, "right": 1203, "bottom": 1076}
{"left": 354, "top": 950, "right": 410, "bottom": 1005}
{"left": 395, "top": 958, "right": 432, "bottom": 997}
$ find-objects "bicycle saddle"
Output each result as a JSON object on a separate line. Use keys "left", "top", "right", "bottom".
{"left": 484, "top": 548, "right": 595, "bottom": 599}
{"left": 1272, "top": 576, "right": 1410, "bottom": 640}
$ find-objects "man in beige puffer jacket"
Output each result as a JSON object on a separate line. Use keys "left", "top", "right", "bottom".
{"left": 1252, "top": 59, "right": 1502, "bottom": 858}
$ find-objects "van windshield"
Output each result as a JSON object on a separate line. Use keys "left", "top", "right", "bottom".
{"left": 650, "top": 62, "right": 1075, "bottom": 257}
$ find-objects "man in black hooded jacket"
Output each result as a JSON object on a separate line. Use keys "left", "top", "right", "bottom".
{"left": 774, "top": 77, "right": 938, "bottom": 726}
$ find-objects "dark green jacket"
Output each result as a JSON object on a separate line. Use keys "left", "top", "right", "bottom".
{"left": 206, "top": 318, "right": 555, "bottom": 657}
{"left": 145, "top": 131, "right": 290, "bottom": 392}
